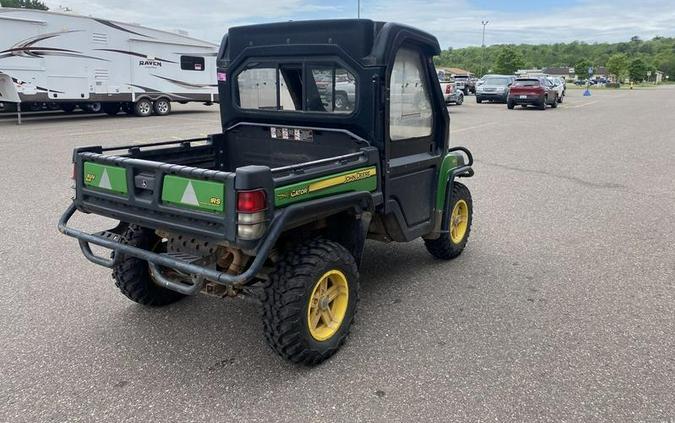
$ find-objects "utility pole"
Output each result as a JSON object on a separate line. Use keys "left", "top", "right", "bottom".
{"left": 480, "top": 20, "right": 489, "bottom": 77}
{"left": 357, "top": 0, "right": 361, "bottom": 18}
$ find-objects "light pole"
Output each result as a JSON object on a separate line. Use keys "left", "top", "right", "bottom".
{"left": 480, "top": 20, "right": 489, "bottom": 77}
{"left": 357, "top": 0, "right": 360, "bottom": 18}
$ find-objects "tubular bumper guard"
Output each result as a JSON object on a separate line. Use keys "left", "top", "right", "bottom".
{"left": 58, "top": 192, "right": 373, "bottom": 295}
{"left": 440, "top": 146, "right": 474, "bottom": 234}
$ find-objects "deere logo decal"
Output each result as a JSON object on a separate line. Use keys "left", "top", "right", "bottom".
{"left": 276, "top": 167, "right": 376, "bottom": 204}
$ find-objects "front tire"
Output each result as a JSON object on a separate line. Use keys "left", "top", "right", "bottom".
{"left": 425, "top": 182, "right": 473, "bottom": 260}
{"left": 262, "top": 239, "right": 359, "bottom": 365}
{"left": 455, "top": 93, "right": 464, "bottom": 105}
{"left": 476, "top": 97, "right": 483, "bottom": 104}
{"left": 112, "top": 225, "right": 185, "bottom": 306}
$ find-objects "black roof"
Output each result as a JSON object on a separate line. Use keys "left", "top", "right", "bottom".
{"left": 219, "top": 19, "right": 441, "bottom": 67}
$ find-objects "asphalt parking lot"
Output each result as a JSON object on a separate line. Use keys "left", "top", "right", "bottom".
{"left": 1, "top": 87, "right": 674, "bottom": 422}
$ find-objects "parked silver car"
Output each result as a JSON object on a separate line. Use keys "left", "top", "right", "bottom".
{"left": 476, "top": 75, "right": 516, "bottom": 103}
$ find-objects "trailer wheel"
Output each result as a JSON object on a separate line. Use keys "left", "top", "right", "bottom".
{"left": 153, "top": 98, "right": 171, "bottom": 116}
{"left": 82, "top": 102, "right": 102, "bottom": 113}
{"left": 134, "top": 99, "right": 153, "bottom": 117}
{"left": 112, "top": 225, "right": 185, "bottom": 306}
{"left": 261, "top": 238, "right": 359, "bottom": 365}
{"left": 425, "top": 182, "right": 473, "bottom": 260}
{"left": 102, "top": 102, "right": 121, "bottom": 116}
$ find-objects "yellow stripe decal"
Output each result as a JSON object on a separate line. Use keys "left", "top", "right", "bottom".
{"left": 308, "top": 168, "right": 377, "bottom": 192}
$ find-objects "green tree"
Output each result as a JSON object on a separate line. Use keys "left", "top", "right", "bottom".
{"left": 0, "top": 0, "right": 48, "bottom": 9}
{"left": 575, "top": 59, "right": 592, "bottom": 78}
{"left": 493, "top": 46, "right": 525, "bottom": 75}
{"left": 628, "top": 58, "right": 648, "bottom": 82}
{"left": 606, "top": 53, "right": 629, "bottom": 82}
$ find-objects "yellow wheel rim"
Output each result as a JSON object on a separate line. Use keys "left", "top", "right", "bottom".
{"left": 450, "top": 199, "right": 469, "bottom": 244}
{"left": 307, "top": 269, "right": 349, "bottom": 342}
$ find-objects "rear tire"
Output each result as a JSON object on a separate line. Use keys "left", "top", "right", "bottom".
{"left": 134, "top": 98, "right": 153, "bottom": 117}
{"left": 507, "top": 100, "right": 515, "bottom": 109}
{"left": 112, "top": 225, "right": 185, "bottom": 306}
{"left": 262, "top": 238, "right": 359, "bottom": 365}
{"left": 538, "top": 98, "right": 547, "bottom": 110}
{"left": 425, "top": 182, "right": 473, "bottom": 260}
{"left": 551, "top": 95, "right": 558, "bottom": 108}
{"left": 153, "top": 98, "right": 171, "bottom": 116}
{"left": 476, "top": 97, "right": 482, "bottom": 104}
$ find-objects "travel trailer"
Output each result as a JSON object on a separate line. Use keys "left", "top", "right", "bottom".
{"left": 0, "top": 8, "right": 218, "bottom": 116}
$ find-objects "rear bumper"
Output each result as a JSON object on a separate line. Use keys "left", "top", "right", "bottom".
{"left": 476, "top": 92, "right": 508, "bottom": 101}
{"left": 58, "top": 191, "right": 376, "bottom": 295}
{"left": 508, "top": 94, "right": 545, "bottom": 105}
{"left": 444, "top": 93, "right": 460, "bottom": 103}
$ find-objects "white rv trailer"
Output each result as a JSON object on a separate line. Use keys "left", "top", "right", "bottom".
{"left": 0, "top": 8, "right": 219, "bottom": 117}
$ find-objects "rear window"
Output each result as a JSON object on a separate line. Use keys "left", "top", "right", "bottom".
{"left": 513, "top": 79, "right": 540, "bottom": 87}
{"left": 484, "top": 77, "right": 511, "bottom": 85}
{"left": 236, "top": 63, "right": 356, "bottom": 113}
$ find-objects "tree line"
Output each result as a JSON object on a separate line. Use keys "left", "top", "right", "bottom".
{"left": 435, "top": 36, "right": 675, "bottom": 82}
{"left": 0, "top": 0, "right": 48, "bottom": 9}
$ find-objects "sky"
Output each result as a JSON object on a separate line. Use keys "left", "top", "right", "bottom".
{"left": 40, "top": 0, "right": 675, "bottom": 48}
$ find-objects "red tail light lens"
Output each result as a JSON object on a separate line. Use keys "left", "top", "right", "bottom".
{"left": 445, "top": 84, "right": 452, "bottom": 94}
{"left": 237, "top": 190, "right": 266, "bottom": 212}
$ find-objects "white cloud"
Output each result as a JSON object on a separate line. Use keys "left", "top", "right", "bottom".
{"left": 42, "top": 0, "right": 675, "bottom": 47}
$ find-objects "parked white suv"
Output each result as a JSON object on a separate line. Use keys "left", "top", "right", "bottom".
{"left": 547, "top": 77, "right": 566, "bottom": 103}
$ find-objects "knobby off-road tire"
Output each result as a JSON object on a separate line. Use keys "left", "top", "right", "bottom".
{"left": 112, "top": 225, "right": 185, "bottom": 306}
{"left": 425, "top": 182, "right": 473, "bottom": 260}
{"left": 261, "top": 239, "right": 359, "bottom": 365}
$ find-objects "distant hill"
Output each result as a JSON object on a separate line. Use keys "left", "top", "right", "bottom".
{"left": 434, "top": 36, "right": 675, "bottom": 79}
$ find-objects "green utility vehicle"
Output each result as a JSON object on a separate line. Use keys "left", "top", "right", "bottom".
{"left": 59, "top": 20, "right": 474, "bottom": 365}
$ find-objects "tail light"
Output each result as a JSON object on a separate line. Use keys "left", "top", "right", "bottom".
{"left": 445, "top": 84, "right": 453, "bottom": 94}
{"left": 236, "top": 189, "right": 267, "bottom": 240}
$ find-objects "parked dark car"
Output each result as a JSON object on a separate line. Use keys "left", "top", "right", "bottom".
{"left": 507, "top": 77, "right": 559, "bottom": 110}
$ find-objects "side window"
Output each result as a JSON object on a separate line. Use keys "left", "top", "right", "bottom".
{"left": 389, "top": 48, "right": 432, "bottom": 141}
{"left": 181, "top": 56, "right": 205, "bottom": 71}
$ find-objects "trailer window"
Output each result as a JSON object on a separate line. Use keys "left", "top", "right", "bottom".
{"left": 181, "top": 56, "right": 205, "bottom": 71}
{"left": 389, "top": 48, "right": 432, "bottom": 141}
{"left": 236, "top": 63, "right": 356, "bottom": 113}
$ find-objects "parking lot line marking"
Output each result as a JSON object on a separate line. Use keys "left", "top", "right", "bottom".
{"left": 451, "top": 122, "right": 498, "bottom": 134}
